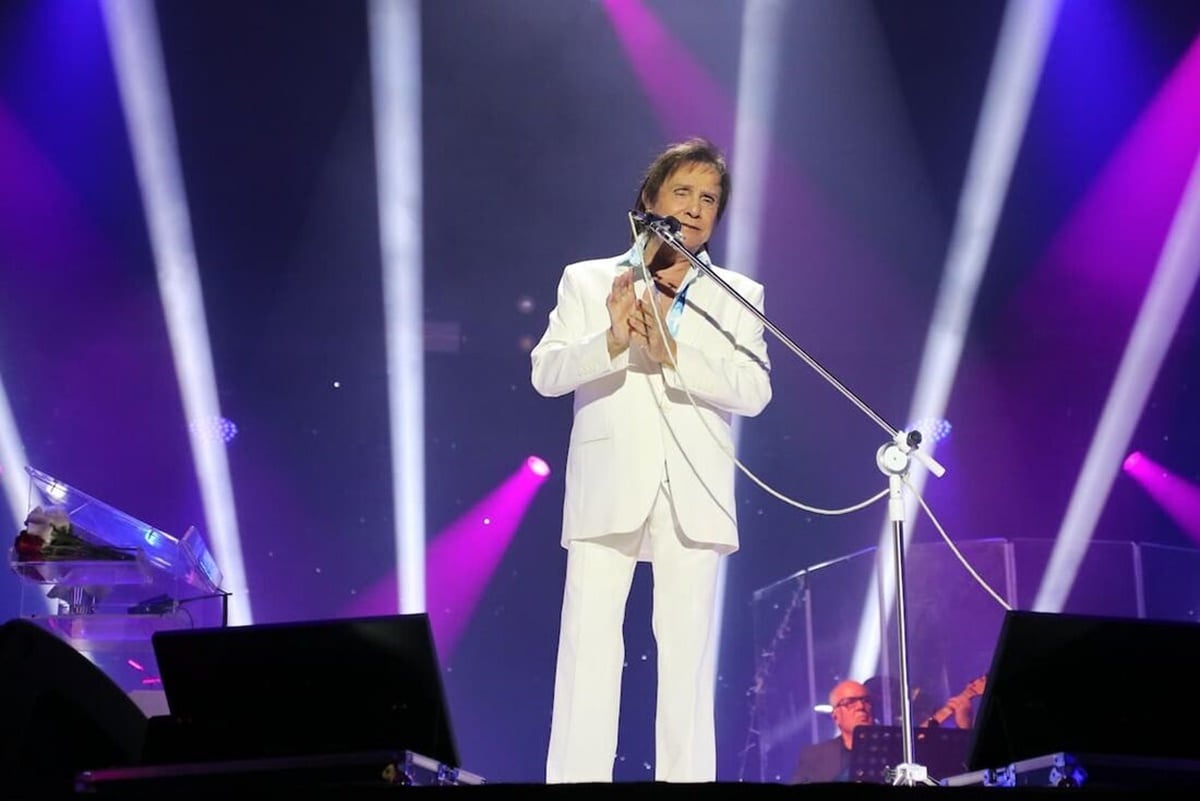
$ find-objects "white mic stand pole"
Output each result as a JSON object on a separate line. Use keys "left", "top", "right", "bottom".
{"left": 633, "top": 212, "right": 946, "bottom": 786}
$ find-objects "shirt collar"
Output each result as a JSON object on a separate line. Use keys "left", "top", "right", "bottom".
{"left": 617, "top": 234, "right": 712, "bottom": 282}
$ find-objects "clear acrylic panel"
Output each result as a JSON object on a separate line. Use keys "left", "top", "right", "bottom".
{"left": 1139, "top": 542, "right": 1200, "bottom": 623}
{"left": 18, "top": 465, "right": 223, "bottom": 592}
{"left": 8, "top": 466, "right": 227, "bottom": 694}
{"left": 746, "top": 536, "right": 1200, "bottom": 783}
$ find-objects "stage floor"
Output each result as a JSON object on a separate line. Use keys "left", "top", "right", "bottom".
{"left": 30, "top": 781, "right": 1188, "bottom": 800}
{"left": 18, "top": 747, "right": 1200, "bottom": 799}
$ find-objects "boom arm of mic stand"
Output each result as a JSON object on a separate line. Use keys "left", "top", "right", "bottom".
{"left": 642, "top": 219, "right": 946, "bottom": 478}
{"left": 647, "top": 217, "right": 949, "bottom": 785}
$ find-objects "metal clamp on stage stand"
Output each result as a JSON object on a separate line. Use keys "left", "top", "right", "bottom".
{"left": 390, "top": 751, "right": 487, "bottom": 786}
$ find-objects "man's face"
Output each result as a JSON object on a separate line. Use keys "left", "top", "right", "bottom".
{"left": 643, "top": 161, "right": 722, "bottom": 253}
{"left": 830, "top": 681, "right": 874, "bottom": 738}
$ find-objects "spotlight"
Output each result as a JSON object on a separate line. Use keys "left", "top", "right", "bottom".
{"left": 188, "top": 416, "right": 238, "bottom": 444}
{"left": 908, "top": 416, "right": 953, "bottom": 445}
{"left": 1123, "top": 451, "right": 1144, "bottom": 472}
{"left": 526, "top": 456, "right": 551, "bottom": 477}
{"left": 219, "top": 418, "right": 239, "bottom": 443}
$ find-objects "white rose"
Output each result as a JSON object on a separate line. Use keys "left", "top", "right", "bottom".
{"left": 23, "top": 505, "right": 71, "bottom": 543}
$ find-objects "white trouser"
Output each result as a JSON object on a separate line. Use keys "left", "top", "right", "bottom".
{"left": 546, "top": 481, "right": 721, "bottom": 783}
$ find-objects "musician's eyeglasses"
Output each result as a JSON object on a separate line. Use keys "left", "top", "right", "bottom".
{"left": 834, "top": 695, "right": 873, "bottom": 710}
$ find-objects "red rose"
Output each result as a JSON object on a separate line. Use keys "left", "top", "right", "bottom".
{"left": 13, "top": 531, "right": 45, "bottom": 561}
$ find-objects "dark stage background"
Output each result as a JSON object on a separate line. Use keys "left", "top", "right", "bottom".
{"left": 2, "top": 0, "right": 1199, "bottom": 786}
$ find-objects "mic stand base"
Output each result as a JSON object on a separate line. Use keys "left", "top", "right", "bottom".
{"left": 888, "top": 763, "right": 940, "bottom": 787}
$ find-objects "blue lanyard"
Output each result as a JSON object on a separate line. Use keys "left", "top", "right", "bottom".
{"left": 663, "top": 277, "right": 694, "bottom": 337}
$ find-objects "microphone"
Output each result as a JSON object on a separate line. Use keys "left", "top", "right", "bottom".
{"left": 629, "top": 209, "right": 682, "bottom": 235}
{"left": 626, "top": 210, "right": 681, "bottom": 284}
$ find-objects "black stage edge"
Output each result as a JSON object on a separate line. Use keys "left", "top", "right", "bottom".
{"left": 57, "top": 750, "right": 1200, "bottom": 799}
{"left": 19, "top": 781, "right": 1181, "bottom": 800}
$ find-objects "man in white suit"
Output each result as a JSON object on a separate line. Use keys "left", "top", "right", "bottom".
{"left": 531, "top": 138, "right": 772, "bottom": 783}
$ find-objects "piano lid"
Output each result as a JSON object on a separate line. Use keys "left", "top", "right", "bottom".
{"left": 22, "top": 465, "right": 223, "bottom": 594}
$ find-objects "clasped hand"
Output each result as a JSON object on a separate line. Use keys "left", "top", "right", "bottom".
{"left": 606, "top": 271, "right": 676, "bottom": 364}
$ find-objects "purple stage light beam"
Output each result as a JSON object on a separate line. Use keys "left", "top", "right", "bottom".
{"left": 345, "top": 456, "right": 551, "bottom": 659}
{"left": 1034, "top": 33, "right": 1200, "bottom": 613}
{"left": 424, "top": 456, "right": 550, "bottom": 657}
{"left": 1123, "top": 451, "right": 1200, "bottom": 545}
{"left": 600, "top": 0, "right": 732, "bottom": 145}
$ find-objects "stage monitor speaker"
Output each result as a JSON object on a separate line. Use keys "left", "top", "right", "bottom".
{"left": 967, "top": 609, "right": 1200, "bottom": 771}
{"left": 0, "top": 618, "right": 148, "bottom": 797}
{"left": 148, "top": 612, "right": 460, "bottom": 767}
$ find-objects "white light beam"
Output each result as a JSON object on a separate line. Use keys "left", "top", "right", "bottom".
{"left": 368, "top": 0, "right": 426, "bottom": 614}
{"left": 850, "top": 0, "right": 1061, "bottom": 681}
{"left": 101, "top": 0, "right": 251, "bottom": 624}
{"left": 1034, "top": 146, "right": 1200, "bottom": 612}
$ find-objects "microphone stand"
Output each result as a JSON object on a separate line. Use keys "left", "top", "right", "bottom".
{"left": 634, "top": 213, "right": 947, "bottom": 786}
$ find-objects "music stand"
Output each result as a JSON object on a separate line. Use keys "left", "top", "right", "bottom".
{"left": 850, "top": 725, "right": 973, "bottom": 784}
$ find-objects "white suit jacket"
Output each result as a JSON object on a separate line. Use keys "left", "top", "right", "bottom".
{"left": 531, "top": 248, "right": 772, "bottom": 557}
